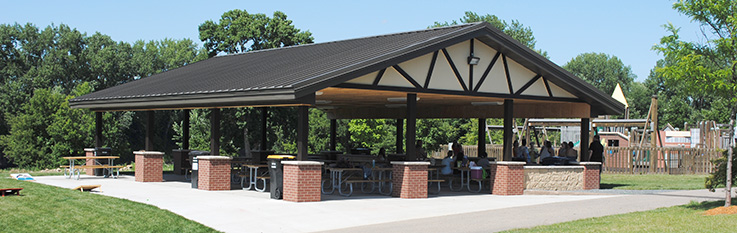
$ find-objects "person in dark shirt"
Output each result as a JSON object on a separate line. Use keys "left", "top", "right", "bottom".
{"left": 588, "top": 135, "right": 604, "bottom": 163}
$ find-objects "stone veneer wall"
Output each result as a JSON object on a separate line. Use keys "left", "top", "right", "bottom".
{"left": 524, "top": 166, "right": 585, "bottom": 191}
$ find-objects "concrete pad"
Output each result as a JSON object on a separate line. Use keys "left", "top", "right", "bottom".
{"left": 34, "top": 175, "right": 726, "bottom": 233}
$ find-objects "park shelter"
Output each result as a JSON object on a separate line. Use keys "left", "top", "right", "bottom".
{"left": 69, "top": 22, "right": 624, "bottom": 161}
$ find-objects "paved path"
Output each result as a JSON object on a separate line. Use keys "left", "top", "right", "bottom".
{"left": 35, "top": 175, "right": 725, "bottom": 233}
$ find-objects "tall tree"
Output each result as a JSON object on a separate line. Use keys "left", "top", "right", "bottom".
{"left": 562, "top": 52, "right": 637, "bottom": 95}
{"left": 653, "top": 0, "right": 736, "bottom": 206}
{"left": 199, "top": 10, "right": 314, "bottom": 57}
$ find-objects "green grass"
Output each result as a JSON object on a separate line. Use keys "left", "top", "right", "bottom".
{"left": 0, "top": 178, "right": 217, "bottom": 233}
{"left": 503, "top": 199, "right": 737, "bottom": 233}
{"left": 601, "top": 174, "right": 707, "bottom": 190}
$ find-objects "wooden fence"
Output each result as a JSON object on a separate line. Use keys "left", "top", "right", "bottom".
{"left": 431, "top": 145, "right": 723, "bottom": 175}
{"left": 603, "top": 146, "right": 722, "bottom": 174}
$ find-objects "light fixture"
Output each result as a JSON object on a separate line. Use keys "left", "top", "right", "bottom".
{"left": 317, "top": 106, "right": 337, "bottom": 110}
{"left": 315, "top": 91, "right": 324, "bottom": 96}
{"left": 468, "top": 53, "right": 480, "bottom": 65}
{"left": 315, "top": 100, "right": 332, "bottom": 104}
{"left": 385, "top": 104, "right": 407, "bottom": 108}
{"left": 387, "top": 97, "right": 420, "bottom": 102}
{"left": 471, "top": 101, "right": 503, "bottom": 106}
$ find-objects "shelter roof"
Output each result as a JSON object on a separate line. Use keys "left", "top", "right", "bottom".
{"left": 70, "top": 22, "right": 624, "bottom": 117}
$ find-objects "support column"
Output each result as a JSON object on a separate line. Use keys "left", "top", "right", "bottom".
{"left": 391, "top": 161, "right": 429, "bottom": 198}
{"left": 210, "top": 108, "right": 220, "bottom": 155}
{"left": 330, "top": 119, "right": 337, "bottom": 151}
{"left": 261, "top": 107, "right": 268, "bottom": 151}
{"left": 182, "top": 109, "right": 190, "bottom": 150}
{"left": 489, "top": 161, "right": 525, "bottom": 195}
{"left": 134, "top": 151, "right": 164, "bottom": 182}
{"left": 95, "top": 112, "right": 103, "bottom": 148}
{"left": 581, "top": 118, "right": 590, "bottom": 161}
{"left": 406, "top": 94, "right": 417, "bottom": 160}
{"left": 197, "top": 156, "right": 232, "bottom": 191}
{"left": 396, "top": 119, "right": 404, "bottom": 154}
{"left": 580, "top": 162, "right": 601, "bottom": 189}
{"left": 502, "top": 99, "right": 514, "bottom": 161}
{"left": 478, "top": 118, "right": 486, "bottom": 157}
{"left": 145, "top": 111, "right": 154, "bottom": 151}
{"left": 297, "top": 106, "right": 309, "bottom": 161}
{"left": 283, "top": 161, "right": 324, "bottom": 202}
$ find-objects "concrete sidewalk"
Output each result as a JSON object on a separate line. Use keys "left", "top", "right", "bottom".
{"left": 35, "top": 175, "right": 725, "bottom": 233}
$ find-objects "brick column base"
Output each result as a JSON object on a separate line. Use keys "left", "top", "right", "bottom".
{"left": 84, "top": 148, "right": 95, "bottom": 175}
{"left": 490, "top": 161, "right": 526, "bottom": 195}
{"left": 283, "top": 161, "right": 323, "bottom": 202}
{"left": 197, "top": 156, "right": 232, "bottom": 191}
{"left": 134, "top": 151, "right": 164, "bottom": 182}
{"left": 391, "top": 161, "right": 429, "bottom": 199}
{"left": 580, "top": 162, "right": 601, "bottom": 190}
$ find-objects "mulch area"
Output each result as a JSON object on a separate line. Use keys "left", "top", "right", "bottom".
{"left": 703, "top": 206, "right": 737, "bottom": 216}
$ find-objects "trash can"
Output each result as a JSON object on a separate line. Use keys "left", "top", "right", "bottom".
{"left": 93, "top": 147, "right": 112, "bottom": 177}
{"left": 267, "top": 155, "right": 296, "bottom": 199}
{"left": 189, "top": 150, "right": 210, "bottom": 188}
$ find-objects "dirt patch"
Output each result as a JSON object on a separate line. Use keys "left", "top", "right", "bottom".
{"left": 703, "top": 206, "right": 737, "bottom": 216}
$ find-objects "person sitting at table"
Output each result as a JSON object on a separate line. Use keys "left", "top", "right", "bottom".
{"left": 441, "top": 152, "right": 454, "bottom": 175}
{"left": 512, "top": 140, "right": 519, "bottom": 158}
{"left": 451, "top": 142, "right": 468, "bottom": 167}
{"left": 476, "top": 151, "right": 491, "bottom": 168}
{"left": 566, "top": 141, "right": 578, "bottom": 160}
{"left": 539, "top": 140, "right": 555, "bottom": 161}
{"left": 515, "top": 139, "right": 529, "bottom": 162}
{"left": 558, "top": 142, "right": 568, "bottom": 157}
{"left": 415, "top": 140, "right": 427, "bottom": 161}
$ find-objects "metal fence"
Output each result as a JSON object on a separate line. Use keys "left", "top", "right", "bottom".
{"left": 431, "top": 145, "right": 723, "bottom": 175}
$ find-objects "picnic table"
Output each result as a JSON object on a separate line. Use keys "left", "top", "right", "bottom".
{"left": 62, "top": 156, "right": 122, "bottom": 180}
{"left": 450, "top": 167, "right": 487, "bottom": 193}
{"left": 322, "top": 167, "right": 391, "bottom": 197}
{"left": 241, "top": 164, "right": 269, "bottom": 192}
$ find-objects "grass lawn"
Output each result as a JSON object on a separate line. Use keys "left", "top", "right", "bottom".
{"left": 601, "top": 174, "right": 707, "bottom": 190}
{"left": 0, "top": 178, "right": 217, "bottom": 233}
{"left": 503, "top": 199, "right": 737, "bottom": 233}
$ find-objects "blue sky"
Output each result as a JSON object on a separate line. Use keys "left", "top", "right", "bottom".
{"left": 2, "top": 0, "right": 704, "bottom": 82}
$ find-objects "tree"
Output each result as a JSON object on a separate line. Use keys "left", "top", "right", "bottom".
{"left": 562, "top": 53, "right": 636, "bottom": 95}
{"left": 432, "top": 11, "right": 547, "bottom": 57}
{"left": 653, "top": 0, "right": 737, "bottom": 206}
{"left": 199, "top": 10, "right": 314, "bottom": 57}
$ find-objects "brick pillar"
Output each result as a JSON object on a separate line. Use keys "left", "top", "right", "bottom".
{"left": 490, "top": 161, "right": 526, "bottom": 195}
{"left": 580, "top": 162, "right": 601, "bottom": 190}
{"left": 134, "top": 151, "right": 164, "bottom": 182}
{"left": 197, "top": 156, "right": 232, "bottom": 191}
{"left": 391, "top": 161, "right": 429, "bottom": 199}
{"left": 283, "top": 161, "right": 323, "bottom": 202}
{"left": 84, "top": 148, "right": 95, "bottom": 175}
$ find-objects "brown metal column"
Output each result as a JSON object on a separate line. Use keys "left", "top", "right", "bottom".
{"left": 330, "top": 119, "right": 337, "bottom": 151}
{"left": 145, "top": 111, "right": 154, "bottom": 151}
{"left": 210, "top": 108, "right": 220, "bottom": 155}
{"left": 261, "top": 107, "right": 268, "bottom": 151}
{"left": 95, "top": 112, "right": 103, "bottom": 148}
{"left": 478, "top": 118, "right": 486, "bottom": 157}
{"left": 502, "top": 100, "right": 513, "bottom": 161}
{"left": 395, "top": 119, "right": 404, "bottom": 154}
{"left": 297, "top": 106, "right": 309, "bottom": 161}
{"left": 406, "top": 94, "right": 417, "bottom": 160}
{"left": 580, "top": 118, "right": 590, "bottom": 161}
{"left": 182, "top": 109, "right": 190, "bottom": 150}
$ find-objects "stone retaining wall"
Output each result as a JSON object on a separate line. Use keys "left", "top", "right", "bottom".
{"left": 524, "top": 166, "right": 584, "bottom": 191}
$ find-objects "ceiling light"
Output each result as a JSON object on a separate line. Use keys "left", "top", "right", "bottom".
{"left": 315, "top": 100, "right": 332, "bottom": 104}
{"left": 385, "top": 104, "right": 407, "bottom": 108}
{"left": 315, "top": 91, "right": 324, "bottom": 96}
{"left": 471, "top": 101, "right": 503, "bottom": 106}
{"left": 468, "top": 54, "right": 480, "bottom": 65}
{"left": 317, "top": 106, "right": 337, "bottom": 110}
{"left": 387, "top": 97, "right": 420, "bottom": 102}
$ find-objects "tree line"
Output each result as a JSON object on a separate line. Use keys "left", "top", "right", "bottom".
{"left": 1, "top": 3, "right": 735, "bottom": 170}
